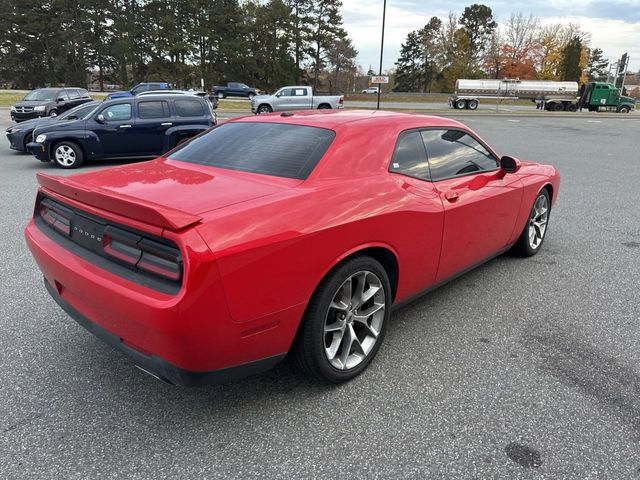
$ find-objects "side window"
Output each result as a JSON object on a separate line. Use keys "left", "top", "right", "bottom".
{"left": 67, "top": 89, "right": 80, "bottom": 100}
{"left": 79, "top": 89, "right": 90, "bottom": 98}
{"left": 138, "top": 101, "right": 170, "bottom": 119}
{"left": 279, "top": 88, "right": 293, "bottom": 97}
{"left": 421, "top": 129, "right": 498, "bottom": 181}
{"left": 294, "top": 88, "right": 308, "bottom": 96}
{"left": 175, "top": 99, "right": 205, "bottom": 117}
{"left": 229, "top": 83, "right": 240, "bottom": 88}
{"left": 101, "top": 103, "right": 132, "bottom": 121}
{"left": 149, "top": 84, "right": 163, "bottom": 91}
{"left": 58, "top": 90, "right": 70, "bottom": 101}
{"left": 389, "top": 131, "right": 431, "bottom": 181}
{"left": 131, "top": 85, "right": 146, "bottom": 95}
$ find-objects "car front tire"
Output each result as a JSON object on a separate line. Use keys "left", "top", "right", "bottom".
{"left": 512, "top": 189, "right": 551, "bottom": 257}
{"left": 49, "top": 109, "right": 58, "bottom": 117}
{"left": 293, "top": 256, "right": 391, "bottom": 383}
{"left": 257, "top": 104, "right": 272, "bottom": 114}
{"left": 52, "top": 141, "right": 84, "bottom": 169}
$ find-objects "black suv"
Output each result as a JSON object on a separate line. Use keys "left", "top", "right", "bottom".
{"left": 11, "top": 88, "right": 93, "bottom": 122}
{"left": 28, "top": 94, "right": 216, "bottom": 168}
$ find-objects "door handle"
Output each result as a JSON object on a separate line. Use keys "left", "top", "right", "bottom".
{"left": 119, "top": 124, "right": 132, "bottom": 128}
{"left": 444, "top": 191, "right": 459, "bottom": 202}
{"left": 161, "top": 122, "right": 172, "bottom": 126}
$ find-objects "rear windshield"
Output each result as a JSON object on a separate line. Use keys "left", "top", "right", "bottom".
{"left": 167, "top": 122, "right": 335, "bottom": 180}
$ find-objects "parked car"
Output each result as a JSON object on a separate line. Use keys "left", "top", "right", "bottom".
{"left": 105, "top": 82, "right": 171, "bottom": 100}
{"left": 6, "top": 101, "right": 99, "bottom": 152}
{"left": 212, "top": 82, "right": 258, "bottom": 99}
{"left": 362, "top": 87, "right": 379, "bottom": 94}
{"left": 138, "top": 89, "right": 219, "bottom": 110}
{"left": 25, "top": 110, "right": 559, "bottom": 385}
{"left": 251, "top": 86, "right": 344, "bottom": 114}
{"left": 10, "top": 88, "right": 93, "bottom": 122}
{"left": 28, "top": 94, "right": 215, "bottom": 168}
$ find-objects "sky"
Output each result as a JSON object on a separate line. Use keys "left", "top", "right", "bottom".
{"left": 341, "top": 0, "right": 640, "bottom": 77}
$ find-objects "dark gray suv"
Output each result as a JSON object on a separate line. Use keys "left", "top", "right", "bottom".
{"left": 10, "top": 88, "right": 93, "bottom": 122}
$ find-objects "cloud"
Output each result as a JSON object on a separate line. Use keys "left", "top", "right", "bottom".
{"left": 342, "top": 0, "right": 640, "bottom": 73}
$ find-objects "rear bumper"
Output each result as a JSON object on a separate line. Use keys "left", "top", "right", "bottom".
{"left": 25, "top": 217, "right": 297, "bottom": 384}
{"left": 44, "top": 278, "right": 284, "bottom": 386}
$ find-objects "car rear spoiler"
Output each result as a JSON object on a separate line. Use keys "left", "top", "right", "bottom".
{"left": 36, "top": 173, "right": 202, "bottom": 231}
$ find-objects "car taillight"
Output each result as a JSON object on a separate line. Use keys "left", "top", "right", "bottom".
{"left": 103, "top": 226, "right": 182, "bottom": 282}
{"left": 339, "top": 97, "right": 344, "bottom": 105}
{"left": 40, "top": 199, "right": 72, "bottom": 236}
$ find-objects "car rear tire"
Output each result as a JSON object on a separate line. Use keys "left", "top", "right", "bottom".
{"left": 318, "top": 104, "right": 331, "bottom": 109}
{"left": 512, "top": 189, "right": 551, "bottom": 257}
{"left": 49, "top": 109, "right": 58, "bottom": 117}
{"left": 257, "top": 104, "right": 272, "bottom": 114}
{"left": 217, "top": 92, "right": 226, "bottom": 99}
{"left": 292, "top": 256, "right": 391, "bottom": 383}
{"left": 52, "top": 141, "right": 84, "bottom": 169}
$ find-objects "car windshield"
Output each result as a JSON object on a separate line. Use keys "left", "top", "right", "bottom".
{"left": 168, "top": 122, "right": 335, "bottom": 180}
{"left": 59, "top": 102, "right": 99, "bottom": 120}
{"left": 23, "top": 90, "right": 58, "bottom": 101}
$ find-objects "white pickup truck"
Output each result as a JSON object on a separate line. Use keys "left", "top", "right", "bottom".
{"left": 251, "top": 86, "right": 344, "bottom": 114}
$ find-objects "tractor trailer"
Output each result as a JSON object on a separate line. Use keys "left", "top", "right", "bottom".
{"left": 450, "top": 79, "right": 634, "bottom": 113}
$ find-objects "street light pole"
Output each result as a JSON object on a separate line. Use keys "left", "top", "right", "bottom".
{"left": 376, "top": 0, "right": 387, "bottom": 110}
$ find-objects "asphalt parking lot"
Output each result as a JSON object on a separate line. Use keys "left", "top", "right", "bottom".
{"left": 1, "top": 110, "right": 639, "bottom": 479}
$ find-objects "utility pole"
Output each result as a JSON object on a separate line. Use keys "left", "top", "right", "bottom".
{"left": 376, "top": 0, "right": 387, "bottom": 110}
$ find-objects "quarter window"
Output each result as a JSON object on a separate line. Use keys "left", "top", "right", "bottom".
{"left": 421, "top": 129, "right": 498, "bottom": 181}
{"left": 101, "top": 103, "right": 132, "bottom": 121}
{"left": 58, "top": 90, "right": 70, "bottom": 101}
{"left": 175, "top": 99, "right": 204, "bottom": 117}
{"left": 67, "top": 89, "right": 80, "bottom": 100}
{"left": 138, "top": 100, "right": 170, "bottom": 119}
{"left": 389, "top": 131, "right": 431, "bottom": 181}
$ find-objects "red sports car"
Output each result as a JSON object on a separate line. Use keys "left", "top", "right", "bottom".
{"left": 25, "top": 110, "right": 559, "bottom": 385}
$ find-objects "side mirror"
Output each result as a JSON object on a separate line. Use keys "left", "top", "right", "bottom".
{"left": 275, "top": 93, "right": 281, "bottom": 97}
{"left": 500, "top": 155, "right": 521, "bottom": 174}
{"left": 96, "top": 114, "right": 105, "bottom": 123}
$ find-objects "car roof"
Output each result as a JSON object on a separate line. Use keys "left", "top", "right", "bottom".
{"left": 232, "top": 109, "right": 466, "bottom": 132}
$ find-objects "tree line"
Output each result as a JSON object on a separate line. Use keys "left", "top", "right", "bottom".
{"left": 393, "top": 4, "right": 612, "bottom": 93}
{"left": 0, "top": 0, "right": 358, "bottom": 93}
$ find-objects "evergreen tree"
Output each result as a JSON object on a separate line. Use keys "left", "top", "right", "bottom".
{"left": 559, "top": 36, "right": 583, "bottom": 81}
{"left": 586, "top": 47, "right": 609, "bottom": 82}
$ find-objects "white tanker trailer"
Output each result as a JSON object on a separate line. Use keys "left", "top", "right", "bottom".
{"left": 450, "top": 79, "right": 580, "bottom": 111}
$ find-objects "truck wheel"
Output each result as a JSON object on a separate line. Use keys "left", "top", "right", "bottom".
{"left": 566, "top": 103, "right": 577, "bottom": 112}
{"left": 257, "top": 104, "right": 272, "bottom": 114}
{"left": 49, "top": 109, "right": 58, "bottom": 117}
{"left": 553, "top": 103, "right": 564, "bottom": 111}
{"left": 467, "top": 99, "right": 478, "bottom": 110}
{"left": 318, "top": 104, "right": 331, "bottom": 109}
{"left": 455, "top": 99, "right": 466, "bottom": 109}
{"left": 217, "top": 92, "right": 226, "bottom": 99}
{"left": 617, "top": 106, "right": 630, "bottom": 113}
{"left": 52, "top": 141, "right": 84, "bottom": 169}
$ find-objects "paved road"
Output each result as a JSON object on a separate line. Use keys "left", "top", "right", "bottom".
{"left": 1, "top": 112, "right": 639, "bottom": 479}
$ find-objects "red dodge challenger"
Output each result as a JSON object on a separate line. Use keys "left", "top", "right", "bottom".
{"left": 25, "top": 110, "right": 559, "bottom": 385}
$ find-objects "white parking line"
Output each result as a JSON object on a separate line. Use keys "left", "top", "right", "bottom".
{"left": 507, "top": 119, "right": 521, "bottom": 123}
{"left": 587, "top": 120, "right": 602, "bottom": 123}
